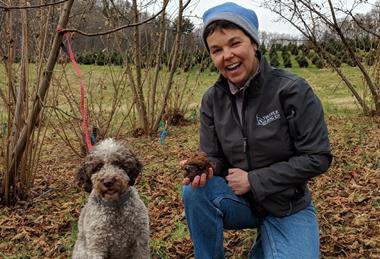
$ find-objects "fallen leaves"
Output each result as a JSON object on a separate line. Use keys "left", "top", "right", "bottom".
{"left": 312, "top": 115, "right": 380, "bottom": 258}
{"left": 0, "top": 115, "right": 379, "bottom": 258}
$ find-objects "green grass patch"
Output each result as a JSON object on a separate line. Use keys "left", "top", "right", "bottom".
{"left": 170, "top": 220, "right": 189, "bottom": 242}
{"left": 0, "top": 61, "right": 373, "bottom": 122}
{"left": 150, "top": 238, "right": 169, "bottom": 259}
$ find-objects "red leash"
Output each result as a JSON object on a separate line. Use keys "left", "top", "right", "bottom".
{"left": 60, "top": 30, "right": 93, "bottom": 152}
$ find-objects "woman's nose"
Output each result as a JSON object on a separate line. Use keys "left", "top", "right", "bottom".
{"left": 223, "top": 48, "right": 234, "bottom": 60}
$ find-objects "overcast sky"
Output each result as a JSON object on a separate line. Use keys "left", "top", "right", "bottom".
{"left": 160, "top": 0, "right": 377, "bottom": 37}
{"left": 184, "top": 0, "right": 301, "bottom": 36}
{"left": 146, "top": 0, "right": 377, "bottom": 36}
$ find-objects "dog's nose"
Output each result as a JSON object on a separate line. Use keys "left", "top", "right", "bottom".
{"left": 103, "top": 178, "right": 115, "bottom": 188}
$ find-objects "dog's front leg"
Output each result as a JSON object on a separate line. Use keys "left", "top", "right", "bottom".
{"left": 72, "top": 246, "right": 107, "bottom": 259}
{"left": 132, "top": 239, "right": 150, "bottom": 259}
{"left": 82, "top": 235, "right": 111, "bottom": 259}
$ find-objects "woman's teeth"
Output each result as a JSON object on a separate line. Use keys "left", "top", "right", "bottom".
{"left": 226, "top": 63, "right": 240, "bottom": 70}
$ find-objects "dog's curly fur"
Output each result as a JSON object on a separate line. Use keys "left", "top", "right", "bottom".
{"left": 73, "top": 138, "right": 150, "bottom": 259}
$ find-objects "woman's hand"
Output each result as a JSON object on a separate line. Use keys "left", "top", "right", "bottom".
{"left": 226, "top": 168, "right": 250, "bottom": 195}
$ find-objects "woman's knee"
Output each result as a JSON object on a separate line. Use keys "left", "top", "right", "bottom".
{"left": 182, "top": 184, "right": 206, "bottom": 207}
{"left": 182, "top": 177, "right": 230, "bottom": 207}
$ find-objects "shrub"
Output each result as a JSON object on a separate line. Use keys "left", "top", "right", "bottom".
{"left": 289, "top": 43, "right": 298, "bottom": 56}
{"left": 95, "top": 52, "right": 107, "bottom": 66}
{"left": 270, "top": 55, "right": 280, "bottom": 67}
{"left": 307, "top": 49, "right": 316, "bottom": 60}
{"left": 110, "top": 52, "right": 123, "bottom": 66}
{"left": 312, "top": 55, "right": 324, "bottom": 69}
{"left": 366, "top": 49, "right": 376, "bottom": 66}
{"left": 283, "top": 54, "right": 292, "bottom": 68}
{"left": 329, "top": 54, "right": 342, "bottom": 68}
{"left": 340, "top": 52, "right": 356, "bottom": 67}
{"left": 299, "top": 44, "right": 310, "bottom": 56}
{"left": 295, "top": 53, "right": 309, "bottom": 68}
{"left": 78, "top": 52, "right": 96, "bottom": 65}
{"left": 269, "top": 45, "right": 280, "bottom": 67}
{"left": 259, "top": 43, "right": 267, "bottom": 55}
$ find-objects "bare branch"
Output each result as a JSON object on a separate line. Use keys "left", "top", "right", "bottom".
{"left": 345, "top": 10, "right": 380, "bottom": 38}
{"left": 297, "top": 0, "right": 335, "bottom": 29}
{"left": 63, "top": 0, "right": 169, "bottom": 37}
{"left": 183, "top": 0, "right": 192, "bottom": 10}
{"left": 0, "top": 0, "right": 68, "bottom": 10}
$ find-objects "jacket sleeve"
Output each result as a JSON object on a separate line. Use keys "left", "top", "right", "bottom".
{"left": 199, "top": 88, "right": 229, "bottom": 177}
{"left": 248, "top": 78, "right": 332, "bottom": 202}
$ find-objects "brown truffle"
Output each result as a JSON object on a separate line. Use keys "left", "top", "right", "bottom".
{"left": 181, "top": 152, "right": 215, "bottom": 181}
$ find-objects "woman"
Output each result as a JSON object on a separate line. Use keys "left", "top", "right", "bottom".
{"left": 182, "top": 2, "right": 332, "bottom": 259}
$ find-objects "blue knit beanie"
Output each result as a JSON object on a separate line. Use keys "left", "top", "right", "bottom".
{"left": 202, "top": 2, "right": 260, "bottom": 50}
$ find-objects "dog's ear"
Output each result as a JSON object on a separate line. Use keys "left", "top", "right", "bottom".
{"left": 76, "top": 158, "right": 104, "bottom": 193}
{"left": 128, "top": 157, "right": 143, "bottom": 186}
{"left": 76, "top": 161, "right": 92, "bottom": 193}
{"left": 116, "top": 144, "right": 143, "bottom": 186}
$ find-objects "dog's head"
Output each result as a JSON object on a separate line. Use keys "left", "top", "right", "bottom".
{"left": 76, "top": 139, "right": 143, "bottom": 201}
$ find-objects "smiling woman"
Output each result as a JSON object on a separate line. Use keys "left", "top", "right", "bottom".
{"left": 180, "top": 2, "right": 332, "bottom": 258}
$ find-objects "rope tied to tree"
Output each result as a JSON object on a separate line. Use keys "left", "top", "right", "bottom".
{"left": 57, "top": 27, "right": 93, "bottom": 152}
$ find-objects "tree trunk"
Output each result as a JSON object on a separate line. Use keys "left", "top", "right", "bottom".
{"left": 1, "top": 0, "right": 75, "bottom": 205}
{"left": 2, "top": 3, "right": 15, "bottom": 205}
{"left": 148, "top": 0, "right": 168, "bottom": 133}
{"left": 131, "top": 0, "right": 148, "bottom": 133}
{"left": 153, "top": 0, "right": 186, "bottom": 131}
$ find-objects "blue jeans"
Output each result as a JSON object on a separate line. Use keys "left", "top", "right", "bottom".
{"left": 182, "top": 176, "right": 319, "bottom": 259}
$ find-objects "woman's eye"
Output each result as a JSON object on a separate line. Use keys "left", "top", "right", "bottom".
{"left": 211, "top": 48, "right": 221, "bottom": 55}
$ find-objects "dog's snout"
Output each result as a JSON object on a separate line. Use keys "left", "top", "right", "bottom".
{"left": 103, "top": 178, "right": 115, "bottom": 188}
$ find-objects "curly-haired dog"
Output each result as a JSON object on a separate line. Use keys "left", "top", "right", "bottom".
{"left": 73, "top": 138, "right": 150, "bottom": 259}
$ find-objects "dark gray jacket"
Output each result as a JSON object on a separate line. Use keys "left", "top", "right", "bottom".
{"left": 200, "top": 52, "right": 332, "bottom": 218}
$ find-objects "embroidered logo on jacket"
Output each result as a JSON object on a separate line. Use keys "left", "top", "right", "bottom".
{"left": 256, "top": 110, "right": 281, "bottom": 126}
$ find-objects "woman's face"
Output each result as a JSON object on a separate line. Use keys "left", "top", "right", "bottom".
{"left": 206, "top": 28, "right": 258, "bottom": 88}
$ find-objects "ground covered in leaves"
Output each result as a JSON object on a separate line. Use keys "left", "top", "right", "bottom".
{"left": 0, "top": 115, "right": 379, "bottom": 258}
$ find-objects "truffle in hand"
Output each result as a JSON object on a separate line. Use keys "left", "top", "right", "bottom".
{"left": 181, "top": 152, "right": 215, "bottom": 182}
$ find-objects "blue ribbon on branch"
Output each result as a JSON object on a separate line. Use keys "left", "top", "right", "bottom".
{"left": 159, "top": 120, "right": 168, "bottom": 145}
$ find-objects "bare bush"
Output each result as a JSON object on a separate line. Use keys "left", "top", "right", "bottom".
{"left": 262, "top": 0, "right": 380, "bottom": 115}
{"left": 1, "top": 0, "right": 74, "bottom": 204}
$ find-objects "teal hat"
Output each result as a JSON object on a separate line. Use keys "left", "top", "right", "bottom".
{"left": 202, "top": 2, "right": 260, "bottom": 48}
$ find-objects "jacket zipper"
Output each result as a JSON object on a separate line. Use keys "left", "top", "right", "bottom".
{"left": 215, "top": 84, "right": 251, "bottom": 166}
{"left": 243, "top": 137, "right": 247, "bottom": 153}
{"left": 215, "top": 79, "right": 266, "bottom": 218}
{"left": 242, "top": 90, "right": 252, "bottom": 169}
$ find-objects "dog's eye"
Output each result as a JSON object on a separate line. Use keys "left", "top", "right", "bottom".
{"left": 112, "top": 161, "right": 130, "bottom": 174}
{"left": 91, "top": 163, "right": 104, "bottom": 173}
